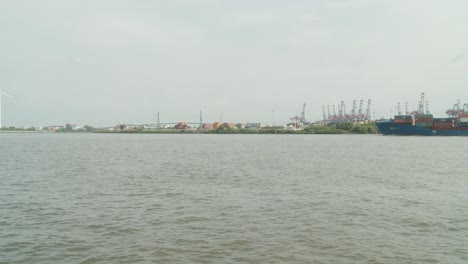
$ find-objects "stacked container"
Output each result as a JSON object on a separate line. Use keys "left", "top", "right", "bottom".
{"left": 394, "top": 115, "right": 413, "bottom": 124}
{"left": 459, "top": 113, "right": 468, "bottom": 127}
{"left": 433, "top": 118, "right": 456, "bottom": 130}
{"left": 414, "top": 114, "right": 433, "bottom": 127}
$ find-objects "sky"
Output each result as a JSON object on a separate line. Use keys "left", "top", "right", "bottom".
{"left": 1, "top": 0, "right": 468, "bottom": 127}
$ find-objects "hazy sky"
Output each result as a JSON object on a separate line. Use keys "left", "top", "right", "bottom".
{"left": 2, "top": 0, "right": 468, "bottom": 127}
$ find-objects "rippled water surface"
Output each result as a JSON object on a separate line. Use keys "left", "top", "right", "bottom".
{"left": 1, "top": 133, "right": 468, "bottom": 263}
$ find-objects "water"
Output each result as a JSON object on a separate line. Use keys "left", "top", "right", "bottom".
{"left": 1, "top": 134, "right": 468, "bottom": 264}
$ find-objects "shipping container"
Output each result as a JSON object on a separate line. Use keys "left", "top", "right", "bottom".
{"left": 415, "top": 114, "right": 434, "bottom": 118}
{"left": 394, "top": 119, "right": 413, "bottom": 124}
{"left": 433, "top": 123, "right": 455, "bottom": 129}
{"left": 415, "top": 118, "right": 433, "bottom": 123}
{"left": 415, "top": 122, "right": 432, "bottom": 127}
{"left": 459, "top": 118, "right": 468, "bottom": 122}
{"left": 394, "top": 115, "right": 413, "bottom": 120}
{"left": 458, "top": 113, "right": 468, "bottom": 118}
{"left": 459, "top": 122, "right": 468, "bottom": 127}
{"left": 433, "top": 118, "right": 456, "bottom": 123}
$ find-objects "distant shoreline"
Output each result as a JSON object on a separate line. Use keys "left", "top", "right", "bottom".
{"left": 0, "top": 131, "right": 377, "bottom": 135}
{"left": 1, "top": 123, "right": 378, "bottom": 135}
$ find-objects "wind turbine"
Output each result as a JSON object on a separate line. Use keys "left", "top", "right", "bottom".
{"left": 0, "top": 91, "right": 12, "bottom": 129}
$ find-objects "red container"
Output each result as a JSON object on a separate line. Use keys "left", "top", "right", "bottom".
{"left": 433, "top": 123, "right": 454, "bottom": 130}
{"left": 394, "top": 119, "right": 413, "bottom": 124}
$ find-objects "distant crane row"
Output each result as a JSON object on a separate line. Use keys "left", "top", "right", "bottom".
{"left": 394, "top": 93, "right": 431, "bottom": 117}
{"left": 395, "top": 92, "right": 467, "bottom": 118}
{"left": 322, "top": 99, "right": 372, "bottom": 123}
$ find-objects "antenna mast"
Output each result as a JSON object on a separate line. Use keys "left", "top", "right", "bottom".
{"left": 301, "top": 103, "right": 306, "bottom": 124}
{"left": 156, "top": 112, "right": 160, "bottom": 128}
{"left": 199, "top": 110, "right": 203, "bottom": 128}
{"left": 322, "top": 106, "right": 327, "bottom": 121}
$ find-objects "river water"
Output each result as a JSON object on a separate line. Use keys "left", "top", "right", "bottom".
{"left": 1, "top": 134, "right": 467, "bottom": 263}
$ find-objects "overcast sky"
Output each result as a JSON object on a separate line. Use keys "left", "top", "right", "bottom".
{"left": 1, "top": 0, "right": 468, "bottom": 127}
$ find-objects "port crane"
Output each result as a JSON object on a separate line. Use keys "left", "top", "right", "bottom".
{"left": 366, "top": 99, "right": 371, "bottom": 119}
{"left": 446, "top": 99, "right": 468, "bottom": 117}
{"left": 290, "top": 103, "right": 307, "bottom": 126}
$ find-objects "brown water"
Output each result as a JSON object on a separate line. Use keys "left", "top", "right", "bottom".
{"left": 1, "top": 134, "right": 468, "bottom": 263}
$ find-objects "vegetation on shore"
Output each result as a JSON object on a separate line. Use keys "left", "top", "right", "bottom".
{"left": 0, "top": 125, "right": 95, "bottom": 133}
{"left": 93, "top": 122, "right": 378, "bottom": 135}
{"left": 208, "top": 122, "right": 378, "bottom": 134}
{"left": 0, "top": 127, "right": 40, "bottom": 132}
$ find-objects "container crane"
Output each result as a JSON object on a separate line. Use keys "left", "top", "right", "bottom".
{"left": 446, "top": 100, "right": 462, "bottom": 117}
{"left": 418, "top": 93, "right": 425, "bottom": 114}
{"left": 357, "top": 99, "right": 364, "bottom": 120}
{"left": 339, "top": 101, "right": 345, "bottom": 118}
{"left": 366, "top": 99, "right": 371, "bottom": 119}
{"left": 351, "top": 100, "right": 357, "bottom": 118}
{"left": 301, "top": 103, "right": 306, "bottom": 124}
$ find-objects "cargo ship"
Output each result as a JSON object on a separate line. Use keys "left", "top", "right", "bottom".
{"left": 376, "top": 94, "right": 468, "bottom": 136}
